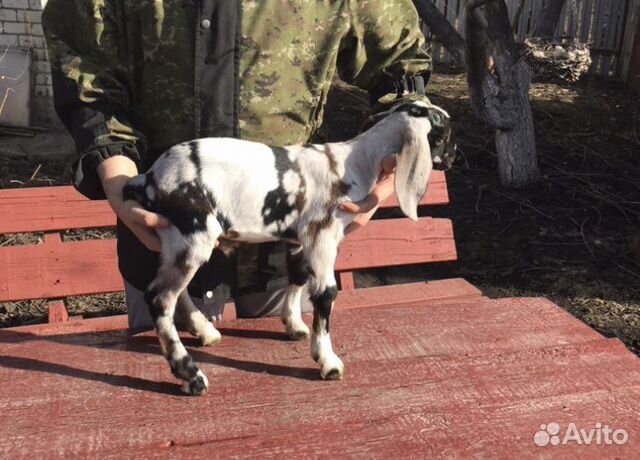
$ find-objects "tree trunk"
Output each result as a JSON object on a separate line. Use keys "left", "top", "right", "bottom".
{"left": 465, "top": 0, "right": 540, "bottom": 187}
{"left": 412, "top": 0, "right": 466, "bottom": 64}
{"left": 533, "top": 0, "right": 568, "bottom": 38}
{"left": 494, "top": 63, "right": 539, "bottom": 186}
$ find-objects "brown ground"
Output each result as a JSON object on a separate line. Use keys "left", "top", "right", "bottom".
{"left": 1, "top": 72, "right": 640, "bottom": 356}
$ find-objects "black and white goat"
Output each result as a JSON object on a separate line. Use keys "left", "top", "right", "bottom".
{"left": 123, "top": 100, "right": 455, "bottom": 395}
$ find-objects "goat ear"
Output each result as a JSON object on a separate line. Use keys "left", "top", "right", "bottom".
{"left": 394, "top": 128, "right": 432, "bottom": 221}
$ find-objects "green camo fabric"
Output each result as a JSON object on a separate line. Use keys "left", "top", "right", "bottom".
{"left": 43, "top": 0, "right": 431, "bottom": 157}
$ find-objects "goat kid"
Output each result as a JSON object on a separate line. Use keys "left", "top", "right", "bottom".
{"left": 123, "top": 100, "right": 454, "bottom": 395}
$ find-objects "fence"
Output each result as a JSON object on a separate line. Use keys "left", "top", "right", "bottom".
{"left": 424, "top": 0, "right": 630, "bottom": 78}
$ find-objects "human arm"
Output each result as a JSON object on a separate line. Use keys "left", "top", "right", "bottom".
{"left": 42, "top": 0, "right": 145, "bottom": 200}
{"left": 43, "top": 1, "right": 168, "bottom": 251}
{"left": 98, "top": 156, "right": 168, "bottom": 252}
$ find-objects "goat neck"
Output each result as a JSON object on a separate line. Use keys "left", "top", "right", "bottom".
{"left": 339, "top": 113, "right": 410, "bottom": 198}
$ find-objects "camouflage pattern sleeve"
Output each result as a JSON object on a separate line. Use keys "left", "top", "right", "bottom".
{"left": 338, "top": 0, "right": 432, "bottom": 103}
{"left": 43, "top": 0, "right": 145, "bottom": 199}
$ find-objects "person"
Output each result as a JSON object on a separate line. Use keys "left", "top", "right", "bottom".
{"left": 42, "top": 0, "right": 433, "bottom": 331}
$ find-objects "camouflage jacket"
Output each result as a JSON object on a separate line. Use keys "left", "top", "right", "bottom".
{"left": 43, "top": 0, "right": 432, "bottom": 296}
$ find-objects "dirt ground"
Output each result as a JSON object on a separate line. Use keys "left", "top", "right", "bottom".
{"left": 2, "top": 72, "right": 640, "bottom": 356}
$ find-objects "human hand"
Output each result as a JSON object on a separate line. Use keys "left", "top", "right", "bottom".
{"left": 340, "top": 155, "right": 397, "bottom": 234}
{"left": 98, "top": 156, "right": 169, "bottom": 252}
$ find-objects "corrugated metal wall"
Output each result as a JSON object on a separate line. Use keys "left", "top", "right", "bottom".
{"left": 424, "top": 0, "right": 629, "bottom": 78}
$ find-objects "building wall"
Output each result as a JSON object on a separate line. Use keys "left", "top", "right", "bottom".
{"left": 0, "top": 0, "right": 58, "bottom": 127}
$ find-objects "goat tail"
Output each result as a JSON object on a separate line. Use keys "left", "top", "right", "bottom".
{"left": 122, "top": 174, "right": 151, "bottom": 209}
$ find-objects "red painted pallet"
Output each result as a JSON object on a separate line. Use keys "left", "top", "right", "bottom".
{"left": 0, "top": 170, "right": 456, "bottom": 322}
{"left": 1, "top": 297, "right": 639, "bottom": 459}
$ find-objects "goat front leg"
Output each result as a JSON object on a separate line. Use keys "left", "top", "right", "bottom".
{"left": 281, "top": 244, "right": 311, "bottom": 340}
{"left": 303, "top": 229, "right": 344, "bottom": 380}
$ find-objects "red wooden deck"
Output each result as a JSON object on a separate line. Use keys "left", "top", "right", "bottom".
{"left": 1, "top": 287, "right": 639, "bottom": 459}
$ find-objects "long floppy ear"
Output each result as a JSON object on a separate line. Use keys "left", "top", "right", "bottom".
{"left": 395, "top": 125, "right": 432, "bottom": 221}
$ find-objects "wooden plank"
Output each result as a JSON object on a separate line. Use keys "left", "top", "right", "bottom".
{"left": 443, "top": 0, "right": 457, "bottom": 65}
{"left": 379, "top": 170, "right": 448, "bottom": 209}
{"left": 0, "top": 238, "right": 123, "bottom": 302}
{"left": 3, "top": 278, "right": 480, "bottom": 336}
{"left": 338, "top": 271, "right": 355, "bottom": 290}
{"left": 0, "top": 337, "right": 630, "bottom": 458}
{"left": 0, "top": 216, "right": 455, "bottom": 301}
{"left": 567, "top": 0, "right": 578, "bottom": 38}
{"left": 0, "top": 171, "right": 447, "bottom": 235}
{"left": 581, "top": 0, "right": 594, "bottom": 41}
{"left": 336, "top": 217, "right": 456, "bottom": 271}
{"left": 0, "top": 186, "right": 115, "bottom": 234}
{"left": 620, "top": 0, "right": 640, "bottom": 82}
{"left": 1, "top": 298, "right": 639, "bottom": 459}
{"left": 47, "top": 300, "right": 69, "bottom": 324}
{"left": 602, "top": 0, "right": 617, "bottom": 76}
{"left": 336, "top": 278, "right": 482, "bottom": 310}
{"left": 6, "top": 297, "right": 605, "bottom": 357}
{"left": 5, "top": 296, "right": 604, "bottom": 353}
{"left": 0, "top": 218, "right": 456, "bottom": 301}
{"left": 5, "top": 306, "right": 238, "bottom": 336}
{"left": 605, "top": 0, "right": 627, "bottom": 78}
{"left": 594, "top": 0, "right": 608, "bottom": 49}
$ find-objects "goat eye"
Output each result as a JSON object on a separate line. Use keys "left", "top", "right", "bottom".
{"left": 431, "top": 113, "right": 442, "bottom": 125}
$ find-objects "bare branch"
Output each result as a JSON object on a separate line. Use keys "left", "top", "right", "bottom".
{"left": 412, "top": 0, "right": 466, "bottom": 63}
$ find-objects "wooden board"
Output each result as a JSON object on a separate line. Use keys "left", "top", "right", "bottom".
{"left": 336, "top": 277, "right": 482, "bottom": 309}
{"left": 4, "top": 278, "right": 482, "bottom": 335}
{"left": 0, "top": 186, "right": 115, "bottom": 234}
{"left": 336, "top": 217, "right": 456, "bottom": 271}
{"left": 1, "top": 298, "right": 639, "bottom": 459}
{"left": 0, "top": 216, "right": 455, "bottom": 302}
{"left": 0, "top": 237, "right": 123, "bottom": 302}
{"left": 0, "top": 170, "right": 448, "bottom": 235}
{"left": 379, "top": 170, "right": 448, "bottom": 208}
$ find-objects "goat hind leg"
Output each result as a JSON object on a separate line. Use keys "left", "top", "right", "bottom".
{"left": 174, "top": 291, "right": 222, "bottom": 346}
{"left": 282, "top": 244, "right": 311, "bottom": 340}
{"left": 304, "top": 235, "right": 344, "bottom": 380}
{"left": 145, "top": 243, "right": 212, "bottom": 395}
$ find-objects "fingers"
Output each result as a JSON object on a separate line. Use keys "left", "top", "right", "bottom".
{"left": 117, "top": 203, "right": 166, "bottom": 252}
{"left": 339, "top": 193, "right": 378, "bottom": 214}
{"left": 340, "top": 171, "right": 395, "bottom": 215}
{"left": 129, "top": 206, "right": 170, "bottom": 228}
{"left": 381, "top": 155, "right": 397, "bottom": 175}
{"left": 344, "top": 205, "right": 378, "bottom": 234}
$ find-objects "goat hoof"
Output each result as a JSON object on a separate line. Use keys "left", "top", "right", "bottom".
{"left": 200, "top": 323, "right": 222, "bottom": 346}
{"left": 286, "top": 323, "right": 310, "bottom": 341}
{"left": 181, "top": 370, "right": 209, "bottom": 396}
{"left": 320, "top": 357, "right": 344, "bottom": 381}
{"left": 289, "top": 329, "right": 310, "bottom": 341}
